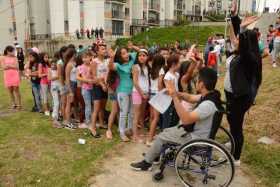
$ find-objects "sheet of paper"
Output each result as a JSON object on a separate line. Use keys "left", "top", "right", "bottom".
{"left": 149, "top": 89, "right": 172, "bottom": 114}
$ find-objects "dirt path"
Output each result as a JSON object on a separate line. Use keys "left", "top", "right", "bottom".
{"left": 90, "top": 143, "right": 256, "bottom": 187}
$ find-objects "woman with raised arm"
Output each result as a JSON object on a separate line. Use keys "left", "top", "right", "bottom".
{"left": 224, "top": 0, "right": 262, "bottom": 166}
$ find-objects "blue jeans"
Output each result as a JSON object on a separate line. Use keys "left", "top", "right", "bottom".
{"left": 31, "top": 82, "right": 41, "bottom": 111}
{"left": 82, "top": 88, "right": 92, "bottom": 124}
{"left": 117, "top": 92, "right": 133, "bottom": 136}
{"left": 51, "top": 84, "right": 60, "bottom": 120}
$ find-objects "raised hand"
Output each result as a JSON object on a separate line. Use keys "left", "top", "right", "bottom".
{"left": 231, "top": 0, "right": 237, "bottom": 16}
{"left": 241, "top": 15, "right": 259, "bottom": 28}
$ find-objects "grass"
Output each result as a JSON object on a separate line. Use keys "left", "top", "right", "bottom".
{"left": 0, "top": 72, "right": 120, "bottom": 186}
{"left": 115, "top": 25, "right": 225, "bottom": 47}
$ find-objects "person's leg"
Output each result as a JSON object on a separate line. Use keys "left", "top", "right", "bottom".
{"left": 7, "top": 87, "right": 16, "bottom": 108}
{"left": 106, "top": 100, "right": 118, "bottom": 139}
{"left": 41, "top": 84, "right": 49, "bottom": 113}
{"left": 82, "top": 89, "right": 92, "bottom": 125}
{"left": 226, "top": 92, "right": 251, "bottom": 160}
{"left": 144, "top": 126, "right": 191, "bottom": 163}
{"left": 64, "top": 93, "right": 74, "bottom": 124}
{"left": 139, "top": 99, "right": 148, "bottom": 136}
{"left": 13, "top": 86, "right": 22, "bottom": 109}
{"left": 77, "top": 87, "right": 85, "bottom": 123}
{"left": 32, "top": 83, "right": 42, "bottom": 112}
{"left": 97, "top": 99, "right": 107, "bottom": 128}
{"left": 147, "top": 106, "right": 160, "bottom": 143}
{"left": 51, "top": 86, "right": 60, "bottom": 121}
{"left": 132, "top": 104, "right": 141, "bottom": 141}
{"left": 117, "top": 93, "right": 130, "bottom": 139}
{"left": 272, "top": 41, "right": 280, "bottom": 66}
{"left": 91, "top": 100, "right": 101, "bottom": 134}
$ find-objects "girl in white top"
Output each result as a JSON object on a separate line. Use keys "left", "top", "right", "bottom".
{"left": 147, "top": 54, "right": 165, "bottom": 146}
{"left": 132, "top": 49, "right": 150, "bottom": 142}
{"left": 90, "top": 44, "right": 109, "bottom": 137}
{"left": 164, "top": 55, "right": 180, "bottom": 91}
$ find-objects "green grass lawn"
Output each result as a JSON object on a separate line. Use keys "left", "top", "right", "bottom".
{"left": 115, "top": 25, "right": 225, "bottom": 47}
{"left": 0, "top": 72, "right": 120, "bottom": 186}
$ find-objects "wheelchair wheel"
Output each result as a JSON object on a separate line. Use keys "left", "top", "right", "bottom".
{"left": 175, "top": 139, "right": 234, "bottom": 187}
{"left": 215, "top": 126, "right": 235, "bottom": 155}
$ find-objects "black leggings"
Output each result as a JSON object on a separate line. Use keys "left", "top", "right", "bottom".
{"left": 225, "top": 91, "right": 252, "bottom": 160}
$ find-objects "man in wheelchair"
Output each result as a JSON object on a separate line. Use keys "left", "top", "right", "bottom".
{"left": 131, "top": 67, "right": 222, "bottom": 171}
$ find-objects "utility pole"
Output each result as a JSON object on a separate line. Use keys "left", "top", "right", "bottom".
{"left": 9, "top": 0, "right": 17, "bottom": 43}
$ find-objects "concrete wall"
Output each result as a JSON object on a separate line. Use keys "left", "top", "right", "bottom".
{"left": 49, "top": 0, "right": 65, "bottom": 36}
{"left": 67, "top": 0, "right": 80, "bottom": 34}
{"left": 0, "top": 0, "right": 26, "bottom": 52}
{"left": 132, "top": 0, "right": 144, "bottom": 19}
{"left": 30, "top": 0, "right": 49, "bottom": 35}
{"left": 84, "top": 0, "right": 105, "bottom": 30}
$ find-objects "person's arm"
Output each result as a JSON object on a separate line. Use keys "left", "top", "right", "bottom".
{"left": 172, "top": 94, "right": 199, "bottom": 124}
{"left": 177, "top": 92, "right": 201, "bottom": 104}
{"left": 38, "top": 64, "right": 46, "bottom": 78}
{"left": 91, "top": 61, "right": 100, "bottom": 85}
{"left": 65, "top": 63, "right": 72, "bottom": 86}
{"left": 57, "top": 63, "right": 64, "bottom": 85}
{"left": 228, "top": 22, "right": 239, "bottom": 49}
{"left": 108, "top": 48, "right": 116, "bottom": 70}
{"left": 158, "top": 74, "right": 164, "bottom": 91}
{"left": 132, "top": 65, "right": 148, "bottom": 99}
{"left": 76, "top": 68, "right": 92, "bottom": 83}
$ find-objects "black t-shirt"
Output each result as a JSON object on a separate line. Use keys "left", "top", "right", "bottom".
{"left": 29, "top": 62, "right": 41, "bottom": 84}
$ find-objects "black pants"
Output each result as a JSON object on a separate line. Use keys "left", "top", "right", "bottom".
{"left": 225, "top": 91, "right": 252, "bottom": 160}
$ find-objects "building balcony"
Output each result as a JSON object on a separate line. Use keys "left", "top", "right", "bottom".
{"left": 112, "top": 10, "right": 125, "bottom": 19}
{"left": 131, "top": 18, "right": 160, "bottom": 26}
{"left": 105, "top": 0, "right": 126, "bottom": 4}
{"left": 149, "top": 3, "right": 160, "bottom": 12}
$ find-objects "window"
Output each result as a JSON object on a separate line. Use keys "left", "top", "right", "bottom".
{"left": 112, "top": 20, "right": 124, "bottom": 35}
{"left": 125, "top": 7, "right": 129, "bottom": 17}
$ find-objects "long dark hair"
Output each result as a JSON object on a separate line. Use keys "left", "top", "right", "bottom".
{"left": 150, "top": 54, "right": 165, "bottom": 80}
{"left": 135, "top": 50, "right": 148, "bottom": 76}
{"left": 166, "top": 54, "right": 180, "bottom": 71}
{"left": 39, "top": 52, "right": 50, "bottom": 68}
{"left": 178, "top": 61, "right": 192, "bottom": 92}
{"left": 4, "top": 46, "right": 15, "bottom": 56}
{"left": 29, "top": 51, "right": 40, "bottom": 69}
{"left": 63, "top": 48, "right": 76, "bottom": 80}
{"left": 239, "top": 30, "right": 262, "bottom": 87}
{"left": 114, "top": 47, "right": 130, "bottom": 64}
{"left": 107, "top": 70, "right": 119, "bottom": 87}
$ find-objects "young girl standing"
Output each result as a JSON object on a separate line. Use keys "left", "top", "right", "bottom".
{"left": 162, "top": 55, "right": 181, "bottom": 129}
{"left": 48, "top": 59, "right": 62, "bottom": 128}
{"left": 108, "top": 44, "right": 138, "bottom": 142}
{"left": 146, "top": 54, "right": 165, "bottom": 146}
{"left": 132, "top": 49, "right": 150, "bottom": 143}
{"left": 0, "top": 46, "right": 21, "bottom": 110}
{"left": 106, "top": 68, "right": 119, "bottom": 139}
{"left": 90, "top": 44, "right": 109, "bottom": 137}
{"left": 77, "top": 52, "right": 94, "bottom": 129}
{"left": 64, "top": 48, "right": 77, "bottom": 129}
{"left": 38, "top": 52, "right": 51, "bottom": 116}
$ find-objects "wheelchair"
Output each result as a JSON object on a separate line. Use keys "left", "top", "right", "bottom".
{"left": 152, "top": 105, "right": 235, "bottom": 187}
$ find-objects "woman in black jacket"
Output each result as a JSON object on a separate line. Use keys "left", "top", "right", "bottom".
{"left": 224, "top": 1, "right": 262, "bottom": 165}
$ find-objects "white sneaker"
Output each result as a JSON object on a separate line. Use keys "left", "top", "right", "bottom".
{"left": 44, "top": 111, "right": 50, "bottom": 116}
{"left": 234, "top": 160, "right": 241, "bottom": 167}
{"left": 272, "top": 63, "right": 277, "bottom": 68}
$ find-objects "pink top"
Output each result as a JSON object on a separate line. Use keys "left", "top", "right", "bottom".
{"left": 78, "top": 64, "right": 93, "bottom": 90}
{"left": 39, "top": 64, "right": 49, "bottom": 85}
{"left": 3, "top": 56, "right": 20, "bottom": 88}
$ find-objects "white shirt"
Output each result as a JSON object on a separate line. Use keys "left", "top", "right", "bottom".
{"left": 164, "top": 71, "right": 179, "bottom": 91}
{"left": 214, "top": 44, "right": 222, "bottom": 56}
{"left": 224, "top": 55, "right": 236, "bottom": 93}
{"left": 93, "top": 58, "right": 109, "bottom": 79}
{"left": 133, "top": 64, "right": 149, "bottom": 93}
{"left": 150, "top": 68, "right": 165, "bottom": 94}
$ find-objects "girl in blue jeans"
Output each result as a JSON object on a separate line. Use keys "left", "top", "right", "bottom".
{"left": 77, "top": 52, "right": 94, "bottom": 130}
{"left": 108, "top": 43, "right": 140, "bottom": 142}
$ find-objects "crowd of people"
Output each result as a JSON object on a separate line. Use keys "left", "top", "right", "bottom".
{"left": 76, "top": 27, "right": 104, "bottom": 40}
{"left": 1, "top": 0, "right": 278, "bottom": 174}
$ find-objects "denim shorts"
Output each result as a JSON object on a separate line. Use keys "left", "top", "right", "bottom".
{"left": 108, "top": 92, "right": 117, "bottom": 101}
{"left": 92, "top": 85, "right": 107, "bottom": 100}
{"left": 70, "top": 81, "right": 77, "bottom": 93}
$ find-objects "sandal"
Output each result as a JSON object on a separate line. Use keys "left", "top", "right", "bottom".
{"left": 90, "top": 129, "right": 101, "bottom": 138}
{"left": 120, "top": 135, "right": 130, "bottom": 142}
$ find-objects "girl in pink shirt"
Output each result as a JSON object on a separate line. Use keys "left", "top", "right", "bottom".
{"left": 38, "top": 52, "right": 51, "bottom": 116}
{"left": 0, "top": 46, "right": 22, "bottom": 110}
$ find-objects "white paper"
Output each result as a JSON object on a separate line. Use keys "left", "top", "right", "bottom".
{"left": 149, "top": 89, "right": 172, "bottom": 114}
